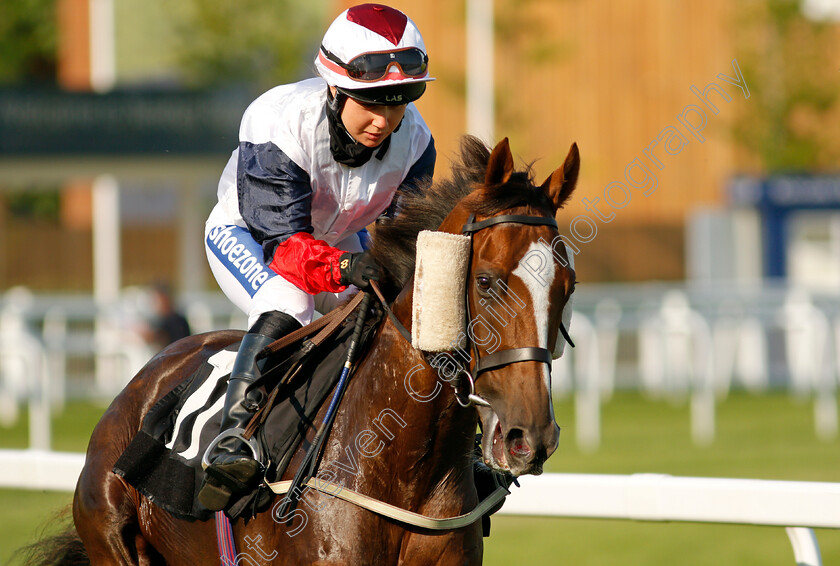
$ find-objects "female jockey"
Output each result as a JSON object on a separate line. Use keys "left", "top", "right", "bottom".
{"left": 199, "top": 3, "right": 436, "bottom": 512}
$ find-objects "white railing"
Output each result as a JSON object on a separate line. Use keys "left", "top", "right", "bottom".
{"left": 0, "top": 287, "right": 244, "bottom": 451}
{"left": 1, "top": 282, "right": 839, "bottom": 452}
{"left": 0, "top": 287, "right": 242, "bottom": 401}
{"left": 499, "top": 473, "right": 840, "bottom": 566}
{"left": 0, "top": 452, "right": 834, "bottom": 566}
{"left": 553, "top": 281, "right": 840, "bottom": 450}
{"left": 0, "top": 449, "right": 85, "bottom": 491}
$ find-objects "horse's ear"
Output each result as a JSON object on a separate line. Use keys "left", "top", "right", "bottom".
{"left": 541, "top": 142, "right": 580, "bottom": 210}
{"left": 484, "top": 138, "right": 515, "bottom": 187}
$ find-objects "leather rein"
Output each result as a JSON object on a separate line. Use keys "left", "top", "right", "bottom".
{"left": 266, "top": 211, "right": 569, "bottom": 531}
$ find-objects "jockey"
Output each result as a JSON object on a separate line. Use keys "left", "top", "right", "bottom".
{"left": 199, "top": 3, "right": 436, "bottom": 512}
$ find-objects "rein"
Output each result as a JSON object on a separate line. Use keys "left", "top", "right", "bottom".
{"left": 266, "top": 477, "right": 508, "bottom": 531}
{"left": 242, "top": 291, "right": 366, "bottom": 442}
{"left": 260, "top": 212, "right": 568, "bottom": 532}
{"left": 252, "top": 283, "right": 509, "bottom": 532}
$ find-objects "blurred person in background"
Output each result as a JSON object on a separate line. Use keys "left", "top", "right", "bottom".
{"left": 142, "top": 282, "right": 191, "bottom": 352}
{"left": 200, "top": 3, "right": 436, "bottom": 511}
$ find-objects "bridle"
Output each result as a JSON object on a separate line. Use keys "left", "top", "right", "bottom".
{"left": 454, "top": 212, "right": 570, "bottom": 408}
{"left": 376, "top": 210, "right": 574, "bottom": 408}
{"left": 268, "top": 210, "right": 575, "bottom": 531}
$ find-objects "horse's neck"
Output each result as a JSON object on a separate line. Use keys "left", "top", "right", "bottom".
{"left": 339, "top": 287, "right": 477, "bottom": 509}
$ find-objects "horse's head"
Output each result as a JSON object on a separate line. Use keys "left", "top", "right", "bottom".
{"left": 435, "top": 138, "right": 579, "bottom": 476}
{"left": 371, "top": 136, "right": 579, "bottom": 477}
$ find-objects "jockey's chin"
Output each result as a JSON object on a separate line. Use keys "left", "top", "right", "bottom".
{"left": 359, "top": 130, "right": 387, "bottom": 147}
{"left": 340, "top": 95, "right": 407, "bottom": 148}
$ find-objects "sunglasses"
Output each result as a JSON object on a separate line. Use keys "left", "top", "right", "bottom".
{"left": 320, "top": 46, "right": 428, "bottom": 82}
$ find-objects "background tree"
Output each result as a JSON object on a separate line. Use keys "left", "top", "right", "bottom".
{"left": 0, "top": 0, "right": 57, "bottom": 84}
{"left": 733, "top": 1, "right": 840, "bottom": 172}
{"left": 169, "top": 0, "right": 324, "bottom": 90}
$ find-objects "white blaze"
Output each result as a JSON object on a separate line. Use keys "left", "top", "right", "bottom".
{"left": 512, "top": 241, "right": 557, "bottom": 417}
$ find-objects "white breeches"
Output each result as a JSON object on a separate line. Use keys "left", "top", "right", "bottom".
{"left": 204, "top": 223, "right": 362, "bottom": 329}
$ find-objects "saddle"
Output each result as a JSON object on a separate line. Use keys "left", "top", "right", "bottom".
{"left": 113, "top": 296, "right": 381, "bottom": 522}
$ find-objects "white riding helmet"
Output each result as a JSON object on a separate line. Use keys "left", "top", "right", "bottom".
{"left": 315, "top": 4, "right": 434, "bottom": 105}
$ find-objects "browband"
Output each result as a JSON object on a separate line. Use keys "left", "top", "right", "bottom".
{"left": 462, "top": 214, "right": 557, "bottom": 234}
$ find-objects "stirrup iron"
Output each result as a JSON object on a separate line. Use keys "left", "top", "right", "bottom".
{"left": 201, "top": 427, "right": 265, "bottom": 470}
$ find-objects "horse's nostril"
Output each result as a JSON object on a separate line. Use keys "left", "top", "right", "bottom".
{"left": 506, "top": 428, "right": 532, "bottom": 458}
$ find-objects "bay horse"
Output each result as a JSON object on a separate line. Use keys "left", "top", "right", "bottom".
{"left": 30, "top": 136, "right": 579, "bottom": 565}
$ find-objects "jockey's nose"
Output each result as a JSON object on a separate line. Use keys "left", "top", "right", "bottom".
{"left": 371, "top": 110, "right": 389, "bottom": 130}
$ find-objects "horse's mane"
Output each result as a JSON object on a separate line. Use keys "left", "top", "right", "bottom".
{"left": 369, "top": 135, "right": 554, "bottom": 298}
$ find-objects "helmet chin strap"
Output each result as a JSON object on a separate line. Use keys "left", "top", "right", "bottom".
{"left": 325, "top": 87, "right": 398, "bottom": 167}
{"left": 327, "top": 86, "right": 347, "bottom": 114}
{"left": 326, "top": 87, "right": 379, "bottom": 167}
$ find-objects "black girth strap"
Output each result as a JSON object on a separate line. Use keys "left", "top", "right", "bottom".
{"left": 462, "top": 214, "right": 558, "bottom": 234}
{"left": 474, "top": 347, "right": 553, "bottom": 376}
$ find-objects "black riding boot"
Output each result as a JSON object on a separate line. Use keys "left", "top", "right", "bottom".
{"left": 198, "top": 311, "right": 301, "bottom": 512}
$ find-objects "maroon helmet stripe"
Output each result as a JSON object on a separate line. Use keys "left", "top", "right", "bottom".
{"left": 347, "top": 4, "right": 408, "bottom": 46}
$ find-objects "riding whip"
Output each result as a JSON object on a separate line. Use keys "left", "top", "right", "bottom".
{"left": 279, "top": 290, "right": 373, "bottom": 517}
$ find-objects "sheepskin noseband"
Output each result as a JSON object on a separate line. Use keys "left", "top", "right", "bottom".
{"left": 411, "top": 230, "right": 471, "bottom": 352}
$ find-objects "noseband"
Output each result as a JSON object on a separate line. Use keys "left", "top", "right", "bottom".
{"left": 454, "top": 213, "right": 567, "bottom": 407}
{"left": 373, "top": 211, "right": 573, "bottom": 408}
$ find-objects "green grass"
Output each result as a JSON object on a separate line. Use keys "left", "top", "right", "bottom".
{"left": 545, "top": 392, "right": 839, "bottom": 480}
{"left": 484, "top": 517, "right": 840, "bottom": 565}
{"left": 1, "top": 393, "right": 838, "bottom": 565}
{"left": 0, "top": 490, "right": 74, "bottom": 565}
{"left": 0, "top": 400, "right": 105, "bottom": 453}
{"left": 0, "top": 401, "right": 104, "bottom": 565}
{"left": 484, "top": 392, "right": 840, "bottom": 566}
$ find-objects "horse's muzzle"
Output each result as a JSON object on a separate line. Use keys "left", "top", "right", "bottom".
{"left": 503, "top": 422, "right": 560, "bottom": 476}
{"left": 478, "top": 407, "right": 560, "bottom": 476}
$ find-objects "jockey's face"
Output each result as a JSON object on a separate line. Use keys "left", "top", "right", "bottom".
{"left": 339, "top": 91, "right": 407, "bottom": 148}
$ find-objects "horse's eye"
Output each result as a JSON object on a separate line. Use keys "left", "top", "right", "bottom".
{"left": 476, "top": 275, "right": 492, "bottom": 290}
